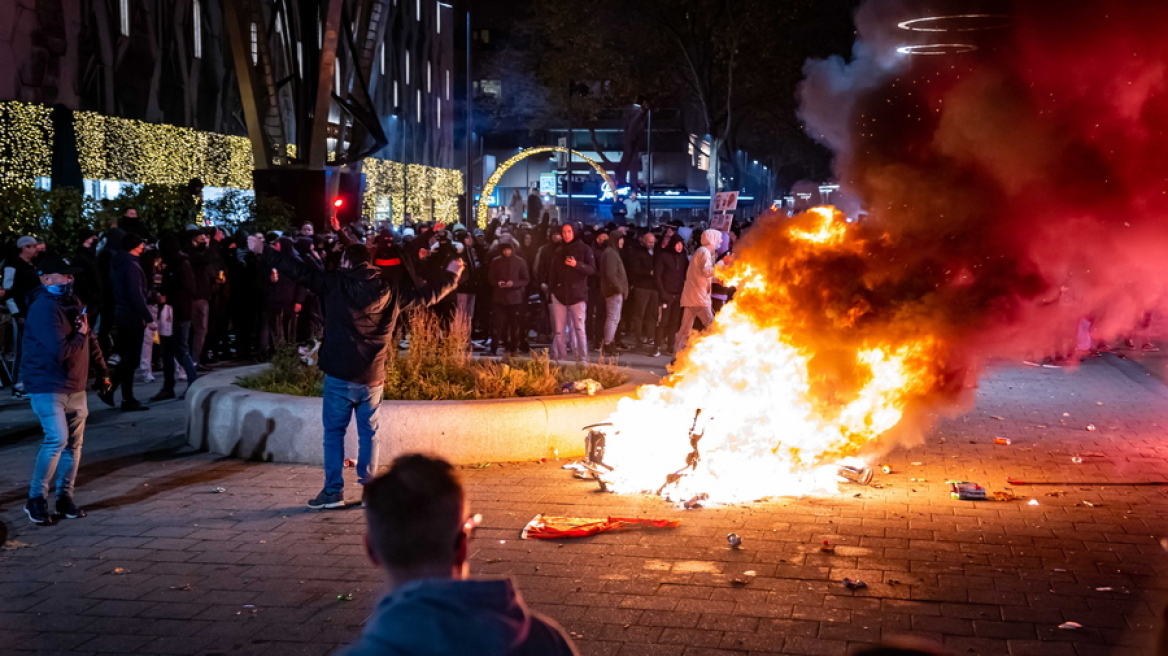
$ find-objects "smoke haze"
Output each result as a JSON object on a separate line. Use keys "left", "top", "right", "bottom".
{"left": 790, "top": 0, "right": 1168, "bottom": 372}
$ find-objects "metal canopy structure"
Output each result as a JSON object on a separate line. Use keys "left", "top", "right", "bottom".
{"left": 223, "top": 0, "right": 391, "bottom": 171}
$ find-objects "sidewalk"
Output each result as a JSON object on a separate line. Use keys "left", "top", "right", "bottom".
{"left": 2, "top": 355, "right": 1168, "bottom": 655}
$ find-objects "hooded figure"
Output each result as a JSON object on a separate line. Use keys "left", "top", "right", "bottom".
{"left": 546, "top": 222, "right": 596, "bottom": 361}
{"left": 674, "top": 229, "right": 725, "bottom": 354}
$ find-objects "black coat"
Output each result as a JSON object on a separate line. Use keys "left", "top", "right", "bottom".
{"left": 73, "top": 245, "right": 104, "bottom": 310}
{"left": 111, "top": 251, "right": 153, "bottom": 324}
{"left": 271, "top": 249, "right": 457, "bottom": 386}
{"left": 160, "top": 251, "right": 197, "bottom": 322}
{"left": 624, "top": 243, "right": 656, "bottom": 291}
{"left": 547, "top": 228, "right": 596, "bottom": 306}
{"left": 654, "top": 244, "right": 688, "bottom": 299}
{"left": 487, "top": 253, "right": 530, "bottom": 306}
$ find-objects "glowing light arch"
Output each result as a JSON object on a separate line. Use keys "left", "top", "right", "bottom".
{"left": 476, "top": 146, "right": 616, "bottom": 227}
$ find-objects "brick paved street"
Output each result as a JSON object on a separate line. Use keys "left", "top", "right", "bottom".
{"left": 2, "top": 354, "right": 1168, "bottom": 655}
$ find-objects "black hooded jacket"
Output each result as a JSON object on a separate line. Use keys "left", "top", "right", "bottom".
{"left": 269, "top": 248, "right": 457, "bottom": 386}
{"left": 546, "top": 223, "right": 596, "bottom": 306}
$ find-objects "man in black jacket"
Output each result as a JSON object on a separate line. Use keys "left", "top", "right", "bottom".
{"left": 110, "top": 234, "right": 156, "bottom": 411}
{"left": 623, "top": 232, "right": 659, "bottom": 354}
{"left": 654, "top": 234, "right": 688, "bottom": 356}
{"left": 4, "top": 235, "right": 42, "bottom": 398}
{"left": 487, "top": 241, "right": 530, "bottom": 356}
{"left": 546, "top": 223, "right": 595, "bottom": 362}
{"left": 22, "top": 256, "right": 113, "bottom": 524}
{"left": 261, "top": 240, "right": 463, "bottom": 509}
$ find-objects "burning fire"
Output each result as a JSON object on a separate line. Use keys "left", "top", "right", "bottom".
{"left": 597, "top": 207, "right": 943, "bottom": 504}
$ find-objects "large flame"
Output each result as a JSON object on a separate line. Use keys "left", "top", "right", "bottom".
{"left": 601, "top": 207, "right": 944, "bottom": 504}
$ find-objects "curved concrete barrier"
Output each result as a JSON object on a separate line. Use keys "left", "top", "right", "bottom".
{"left": 186, "top": 364, "right": 659, "bottom": 466}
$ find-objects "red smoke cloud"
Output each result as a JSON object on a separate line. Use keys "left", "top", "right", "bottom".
{"left": 796, "top": 0, "right": 1168, "bottom": 372}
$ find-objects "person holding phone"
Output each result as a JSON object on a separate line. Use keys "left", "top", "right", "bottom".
{"left": 546, "top": 223, "right": 595, "bottom": 362}
{"left": 22, "top": 256, "right": 113, "bottom": 524}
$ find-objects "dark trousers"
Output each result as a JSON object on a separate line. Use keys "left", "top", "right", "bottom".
{"left": 261, "top": 305, "right": 296, "bottom": 353}
{"left": 230, "top": 296, "right": 259, "bottom": 357}
{"left": 160, "top": 321, "right": 199, "bottom": 393}
{"left": 114, "top": 319, "right": 146, "bottom": 403}
{"left": 657, "top": 294, "right": 683, "bottom": 352}
{"left": 626, "top": 287, "right": 659, "bottom": 346}
{"left": 491, "top": 303, "right": 525, "bottom": 353}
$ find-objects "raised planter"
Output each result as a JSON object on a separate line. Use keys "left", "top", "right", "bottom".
{"left": 186, "top": 364, "right": 659, "bottom": 466}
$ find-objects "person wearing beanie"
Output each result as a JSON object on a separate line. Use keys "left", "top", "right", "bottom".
{"left": 109, "top": 233, "right": 155, "bottom": 411}
{"left": 486, "top": 240, "right": 529, "bottom": 356}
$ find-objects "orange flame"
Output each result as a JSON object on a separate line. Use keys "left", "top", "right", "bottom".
{"left": 600, "top": 207, "right": 943, "bottom": 504}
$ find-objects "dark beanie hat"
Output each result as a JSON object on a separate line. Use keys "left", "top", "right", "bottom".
{"left": 122, "top": 233, "right": 144, "bottom": 251}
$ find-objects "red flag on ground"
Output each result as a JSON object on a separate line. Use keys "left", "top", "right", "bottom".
{"left": 521, "top": 514, "right": 681, "bottom": 540}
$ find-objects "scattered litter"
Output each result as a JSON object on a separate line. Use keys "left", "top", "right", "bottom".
{"left": 1096, "top": 587, "right": 1113, "bottom": 592}
{"left": 337, "top": 594, "right": 353, "bottom": 601}
{"left": 561, "top": 462, "right": 586, "bottom": 471}
{"left": 993, "top": 437, "right": 1012, "bottom": 445}
{"left": 1028, "top": 499, "right": 1040, "bottom": 506}
{"left": 1063, "top": 412, "right": 1070, "bottom": 417}
{"left": 259, "top": 540, "right": 267, "bottom": 544}
{"left": 744, "top": 570, "right": 757, "bottom": 577}
{"left": 1053, "top": 568, "right": 1067, "bottom": 572}
{"left": 169, "top": 583, "right": 195, "bottom": 591}
{"left": 911, "top": 462, "right": 923, "bottom": 466}
{"left": 242, "top": 604, "right": 256, "bottom": 609}
{"left": 949, "top": 481, "right": 987, "bottom": 501}
{"left": 1045, "top": 491, "right": 1067, "bottom": 497}
{"left": 1097, "top": 402, "right": 1104, "bottom": 406}
{"left": 993, "top": 489, "right": 1019, "bottom": 502}
{"left": 1086, "top": 424, "right": 1096, "bottom": 432}
{"left": 730, "top": 577, "right": 750, "bottom": 587}
{"left": 726, "top": 533, "right": 743, "bottom": 549}
{"left": 683, "top": 494, "right": 708, "bottom": 510}
{"left": 521, "top": 514, "right": 681, "bottom": 540}
{"left": 881, "top": 465, "right": 892, "bottom": 475}
{"left": 561, "top": 379, "right": 603, "bottom": 396}
{"left": 473, "top": 462, "right": 492, "bottom": 469}
{"left": 111, "top": 567, "right": 129, "bottom": 575}
{"left": 211, "top": 487, "right": 226, "bottom": 494}
{"left": 990, "top": 415, "right": 1005, "bottom": 420}
{"left": 1071, "top": 457, "right": 1083, "bottom": 464}
{"left": 1081, "top": 452, "right": 1105, "bottom": 457}
{"left": 1, "top": 540, "right": 32, "bottom": 552}
{"left": 343, "top": 458, "right": 355, "bottom": 468}
{"left": 1078, "top": 501, "right": 1097, "bottom": 507}
{"left": 888, "top": 579, "right": 901, "bottom": 586}
{"left": 820, "top": 540, "right": 836, "bottom": 553}
{"left": 1058, "top": 622, "right": 1083, "bottom": 630}
{"left": 1160, "top": 538, "right": 1168, "bottom": 552}
{"left": 843, "top": 578, "right": 868, "bottom": 590}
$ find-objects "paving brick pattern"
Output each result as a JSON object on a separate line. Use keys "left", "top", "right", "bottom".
{"left": 2, "top": 355, "right": 1168, "bottom": 655}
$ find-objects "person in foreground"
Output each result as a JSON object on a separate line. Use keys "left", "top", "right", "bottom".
{"left": 341, "top": 454, "right": 579, "bottom": 656}
{"left": 262, "top": 237, "right": 462, "bottom": 509}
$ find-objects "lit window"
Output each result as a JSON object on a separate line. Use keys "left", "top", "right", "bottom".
{"left": 446, "top": 70, "right": 450, "bottom": 99}
{"left": 417, "top": 89, "right": 422, "bottom": 121}
{"left": 406, "top": 50, "right": 410, "bottom": 84}
{"left": 250, "top": 22, "right": 258, "bottom": 65}
{"left": 120, "top": 0, "right": 130, "bottom": 36}
{"left": 394, "top": 80, "right": 400, "bottom": 108}
{"left": 193, "top": 0, "right": 202, "bottom": 58}
{"left": 427, "top": 61, "right": 432, "bottom": 93}
{"left": 437, "top": 99, "right": 442, "bottom": 129}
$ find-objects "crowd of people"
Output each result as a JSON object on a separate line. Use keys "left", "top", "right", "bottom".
{"left": 2, "top": 209, "right": 741, "bottom": 405}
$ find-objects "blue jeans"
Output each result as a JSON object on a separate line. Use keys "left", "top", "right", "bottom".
{"left": 161, "top": 320, "right": 199, "bottom": 392}
{"left": 29, "top": 391, "right": 88, "bottom": 500}
{"left": 322, "top": 375, "right": 383, "bottom": 494}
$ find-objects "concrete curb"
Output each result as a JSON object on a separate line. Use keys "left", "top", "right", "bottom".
{"left": 185, "top": 363, "right": 659, "bottom": 466}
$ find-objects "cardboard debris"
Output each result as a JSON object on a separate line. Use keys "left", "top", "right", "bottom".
{"left": 521, "top": 514, "right": 681, "bottom": 540}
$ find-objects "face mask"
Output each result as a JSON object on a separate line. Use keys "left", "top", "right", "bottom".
{"left": 46, "top": 282, "right": 73, "bottom": 296}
